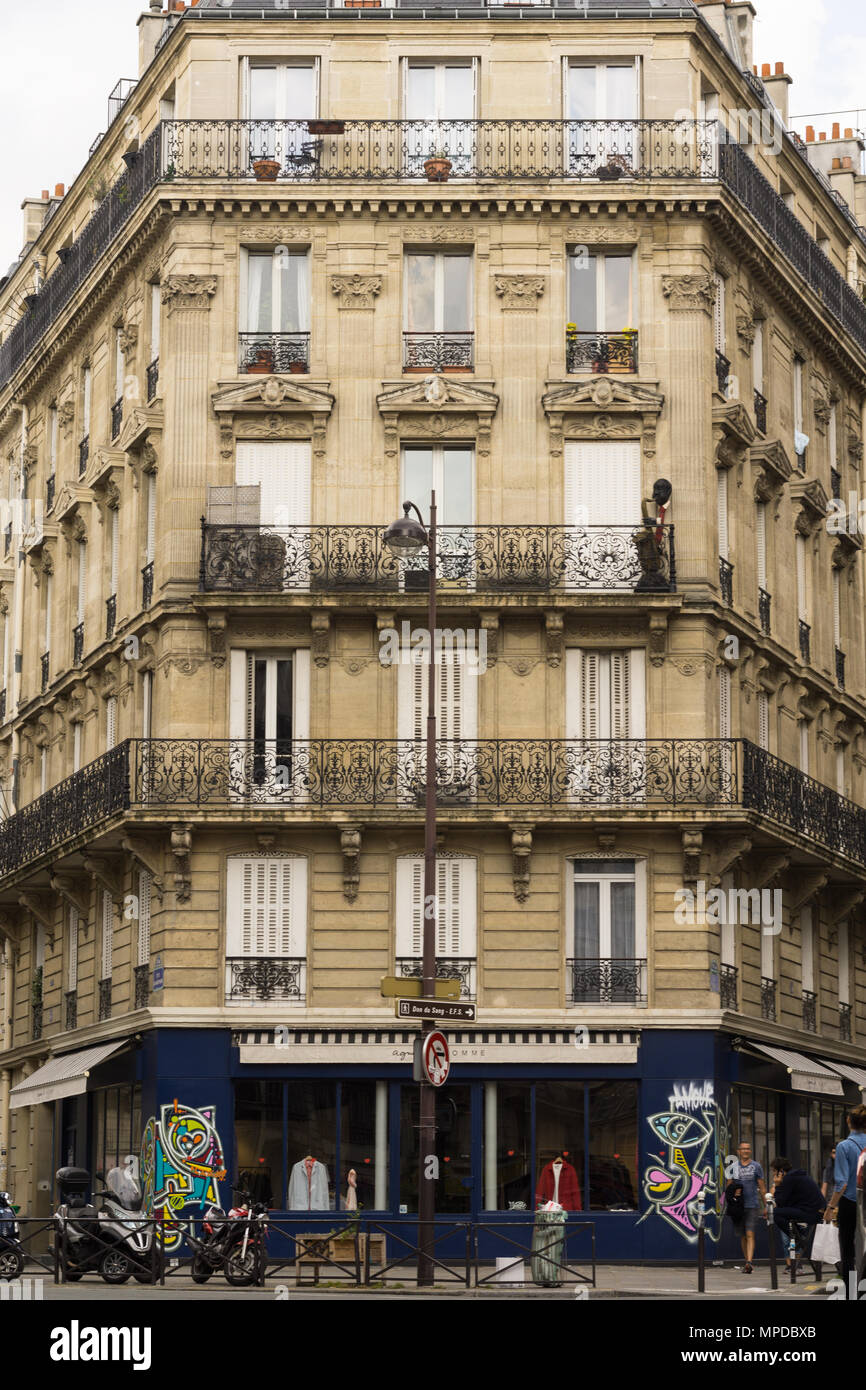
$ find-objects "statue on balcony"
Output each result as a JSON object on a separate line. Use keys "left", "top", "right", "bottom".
{"left": 633, "top": 478, "right": 673, "bottom": 592}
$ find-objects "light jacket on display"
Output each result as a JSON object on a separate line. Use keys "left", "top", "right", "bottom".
{"left": 288, "top": 1158, "right": 330, "bottom": 1210}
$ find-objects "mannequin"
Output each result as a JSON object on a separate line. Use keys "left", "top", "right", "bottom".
{"left": 287, "top": 1153, "right": 330, "bottom": 1210}
{"left": 343, "top": 1169, "right": 358, "bottom": 1212}
{"left": 535, "top": 1155, "right": 582, "bottom": 1212}
{"left": 532, "top": 1154, "right": 581, "bottom": 1287}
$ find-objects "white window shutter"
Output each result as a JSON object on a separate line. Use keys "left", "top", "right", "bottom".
{"left": 396, "top": 857, "right": 425, "bottom": 957}
{"left": 799, "top": 720, "right": 809, "bottom": 774}
{"left": 801, "top": 907, "right": 814, "bottom": 993}
{"left": 101, "top": 891, "right": 113, "bottom": 980}
{"left": 836, "top": 746, "right": 845, "bottom": 796}
{"left": 838, "top": 920, "right": 850, "bottom": 1004}
{"left": 752, "top": 321, "right": 763, "bottom": 393}
{"left": 77, "top": 542, "right": 87, "bottom": 623}
{"left": 229, "top": 649, "right": 248, "bottom": 740}
{"left": 832, "top": 569, "right": 841, "bottom": 647}
{"left": 145, "top": 474, "right": 157, "bottom": 563}
{"left": 106, "top": 695, "right": 117, "bottom": 750}
{"left": 438, "top": 858, "right": 476, "bottom": 958}
{"left": 714, "top": 272, "right": 725, "bottom": 353}
{"left": 137, "top": 870, "right": 151, "bottom": 967}
{"left": 717, "top": 470, "right": 729, "bottom": 560}
{"left": 235, "top": 441, "right": 311, "bottom": 528}
{"left": 565, "top": 441, "right": 639, "bottom": 527}
{"left": 796, "top": 535, "right": 807, "bottom": 620}
{"left": 568, "top": 648, "right": 600, "bottom": 739}
{"left": 755, "top": 503, "right": 767, "bottom": 589}
{"left": 292, "top": 648, "right": 311, "bottom": 743}
{"left": 758, "top": 692, "right": 769, "bottom": 750}
{"left": 227, "top": 857, "right": 306, "bottom": 959}
{"left": 67, "top": 907, "right": 79, "bottom": 992}
{"left": 719, "top": 666, "right": 731, "bottom": 740}
{"left": 110, "top": 509, "right": 119, "bottom": 593}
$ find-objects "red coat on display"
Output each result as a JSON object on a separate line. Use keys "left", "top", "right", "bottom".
{"left": 535, "top": 1159, "right": 582, "bottom": 1212}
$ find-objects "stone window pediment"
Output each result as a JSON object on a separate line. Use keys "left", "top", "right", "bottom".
{"left": 376, "top": 373, "right": 499, "bottom": 459}
{"left": 750, "top": 439, "right": 793, "bottom": 502}
{"left": 212, "top": 374, "right": 335, "bottom": 461}
{"left": 542, "top": 376, "right": 663, "bottom": 462}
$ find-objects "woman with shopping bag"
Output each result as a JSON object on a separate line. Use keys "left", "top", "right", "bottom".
{"left": 822, "top": 1103, "right": 866, "bottom": 1298}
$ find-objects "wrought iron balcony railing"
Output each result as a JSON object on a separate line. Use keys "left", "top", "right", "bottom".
{"left": 110, "top": 398, "right": 123, "bottom": 441}
{"left": 46, "top": 474, "right": 55, "bottom": 512}
{"left": 40, "top": 652, "right": 49, "bottom": 693}
{"left": 239, "top": 331, "right": 310, "bottom": 375}
{"left": 835, "top": 647, "right": 846, "bottom": 690}
{"left": 759, "top": 587, "right": 771, "bottom": 635}
{"left": 830, "top": 467, "right": 842, "bottom": 501}
{"left": 395, "top": 957, "right": 476, "bottom": 1001}
{"left": 226, "top": 956, "right": 306, "bottom": 1004}
{"left": 403, "top": 331, "right": 473, "bottom": 371}
{"left": 105, "top": 595, "right": 116, "bottom": 640}
{"left": 719, "top": 557, "right": 733, "bottom": 606}
{"left": 720, "top": 962, "right": 738, "bottom": 1010}
{"left": 799, "top": 620, "right": 811, "bottom": 664}
{"left": 565, "top": 330, "right": 637, "bottom": 374}
{"left": 715, "top": 349, "right": 731, "bottom": 395}
{"left": 98, "top": 978, "right": 112, "bottom": 1022}
{"left": 0, "top": 689, "right": 6, "bottom": 723}
{"left": 134, "top": 963, "right": 150, "bottom": 1010}
{"left": 754, "top": 389, "right": 768, "bottom": 435}
{"left": 146, "top": 357, "right": 159, "bottom": 402}
{"left": 142, "top": 562, "right": 154, "bottom": 610}
{"left": 78, "top": 436, "right": 89, "bottom": 478}
{"left": 761, "top": 975, "right": 777, "bottom": 1021}
{"left": 567, "top": 957, "right": 646, "bottom": 1005}
{"left": 65, "top": 989, "right": 77, "bottom": 1031}
{"left": 200, "top": 521, "right": 676, "bottom": 594}
{"left": 839, "top": 1001, "right": 852, "bottom": 1042}
{"left": 73, "top": 623, "right": 84, "bottom": 666}
{"left": 802, "top": 989, "right": 817, "bottom": 1033}
{"left": 32, "top": 1000, "right": 43, "bottom": 1041}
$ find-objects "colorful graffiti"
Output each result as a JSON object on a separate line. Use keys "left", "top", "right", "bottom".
{"left": 141, "top": 1099, "right": 226, "bottom": 1250}
{"left": 638, "top": 1082, "right": 730, "bottom": 1243}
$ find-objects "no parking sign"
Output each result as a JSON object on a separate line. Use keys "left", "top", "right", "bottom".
{"left": 418, "top": 1030, "right": 450, "bottom": 1087}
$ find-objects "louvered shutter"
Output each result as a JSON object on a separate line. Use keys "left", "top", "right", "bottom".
{"left": 227, "top": 856, "right": 307, "bottom": 958}
{"left": 567, "top": 648, "right": 601, "bottom": 739}
{"left": 717, "top": 470, "right": 729, "bottom": 561}
{"left": 568, "top": 649, "right": 644, "bottom": 739}
{"left": 101, "top": 890, "right": 113, "bottom": 980}
{"left": 67, "top": 907, "right": 79, "bottom": 991}
{"left": 565, "top": 441, "right": 640, "bottom": 527}
{"left": 106, "top": 695, "right": 117, "bottom": 750}
{"left": 832, "top": 569, "right": 841, "bottom": 647}
{"left": 719, "top": 666, "right": 731, "bottom": 740}
{"left": 137, "top": 870, "right": 151, "bottom": 967}
{"left": 110, "top": 509, "right": 119, "bottom": 594}
{"left": 838, "top": 920, "right": 850, "bottom": 1005}
{"left": 752, "top": 321, "right": 763, "bottom": 393}
{"left": 714, "top": 272, "right": 725, "bottom": 353}
{"left": 836, "top": 746, "right": 846, "bottom": 796}
{"left": 796, "top": 535, "right": 807, "bottom": 620}
{"left": 398, "top": 648, "right": 476, "bottom": 742}
{"left": 755, "top": 503, "right": 767, "bottom": 589}
{"left": 758, "top": 692, "right": 769, "bottom": 750}
{"left": 145, "top": 474, "right": 157, "bottom": 563}
{"left": 437, "top": 857, "right": 476, "bottom": 958}
{"left": 799, "top": 720, "right": 809, "bottom": 774}
{"left": 235, "top": 441, "right": 311, "bottom": 529}
{"left": 44, "top": 573, "right": 52, "bottom": 651}
{"left": 760, "top": 913, "right": 775, "bottom": 979}
{"left": 396, "top": 856, "right": 425, "bottom": 957}
{"left": 77, "top": 542, "right": 87, "bottom": 623}
{"left": 206, "top": 484, "right": 261, "bottom": 526}
{"left": 801, "top": 907, "right": 814, "bottom": 993}
{"left": 142, "top": 670, "right": 152, "bottom": 739}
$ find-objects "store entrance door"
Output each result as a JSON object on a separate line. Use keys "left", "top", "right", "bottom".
{"left": 398, "top": 1083, "right": 478, "bottom": 1216}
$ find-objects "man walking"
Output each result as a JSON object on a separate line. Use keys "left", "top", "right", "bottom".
{"left": 769, "top": 1157, "right": 825, "bottom": 1277}
{"left": 823, "top": 1103, "right": 866, "bottom": 1298}
{"left": 729, "top": 1141, "right": 767, "bottom": 1274}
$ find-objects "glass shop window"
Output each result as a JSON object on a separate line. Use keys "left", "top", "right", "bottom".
{"left": 235, "top": 1080, "right": 283, "bottom": 1207}
{"left": 286, "top": 1080, "right": 337, "bottom": 1210}
{"left": 534, "top": 1080, "right": 585, "bottom": 1211}
{"left": 587, "top": 1080, "right": 638, "bottom": 1211}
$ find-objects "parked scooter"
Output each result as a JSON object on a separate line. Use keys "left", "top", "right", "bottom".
{"left": 0, "top": 1192, "right": 24, "bottom": 1280}
{"left": 54, "top": 1164, "right": 159, "bottom": 1285}
{"left": 188, "top": 1188, "right": 268, "bottom": 1286}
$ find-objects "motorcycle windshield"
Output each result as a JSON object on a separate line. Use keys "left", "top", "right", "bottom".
{"left": 106, "top": 1166, "right": 142, "bottom": 1212}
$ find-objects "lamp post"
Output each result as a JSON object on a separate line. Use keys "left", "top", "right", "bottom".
{"left": 383, "top": 493, "right": 437, "bottom": 1288}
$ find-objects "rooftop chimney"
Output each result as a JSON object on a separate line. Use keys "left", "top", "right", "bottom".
{"left": 21, "top": 194, "right": 50, "bottom": 249}
{"left": 761, "top": 61, "right": 792, "bottom": 125}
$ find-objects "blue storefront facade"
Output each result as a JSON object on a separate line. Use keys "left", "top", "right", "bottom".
{"left": 51, "top": 1023, "right": 864, "bottom": 1263}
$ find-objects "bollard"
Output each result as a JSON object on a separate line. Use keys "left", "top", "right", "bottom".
{"left": 766, "top": 1194, "right": 778, "bottom": 1290}
{"left": 697, "top": 1192, "right": 706, "bottom": 1293}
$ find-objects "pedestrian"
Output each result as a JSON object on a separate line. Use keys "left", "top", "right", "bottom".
{"left": 822, "top": 1103, "right": 866, "bottom": 1297}
{"left": 768, "top": 1157, "right": 825, "bottom": 1277}
{"left": 727, "top": 1141, "right": 767, "bottom": 1274}
{"left": 821, "top": 1147, "right": 837, "bottom": 1200}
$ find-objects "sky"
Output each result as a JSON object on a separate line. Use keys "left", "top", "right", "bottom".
{"left": 0, "top": 0, "right": 864, "bottom": 272}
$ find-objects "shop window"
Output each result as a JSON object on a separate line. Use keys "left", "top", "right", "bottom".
{"left": 89, "top": 1084, "right": 142, "bottom": 1179}
{"left": 235, "top": 1080, "right": 283, "bottom": 1207}
{"left": 399, "top": 1084, "right": 474, "bottom": 1214}
{"left": 534, "top": 1080, "right": 586, "bottom": 1208}
{"left": 587, "top": 1080, "right": 638, "bottom": 1211}
{"left": 341, "top": 1081, "right": 386, "bottom": 1212}
{"left": 286, "top": 1081, "right": 337, "bottom": 1210}
{"left": 490, "top": 1082, "right": 532, "bottom": 1212}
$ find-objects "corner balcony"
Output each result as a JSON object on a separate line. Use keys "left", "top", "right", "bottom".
{"left": 199, "top": 521, "right": 677, "bottom": 594}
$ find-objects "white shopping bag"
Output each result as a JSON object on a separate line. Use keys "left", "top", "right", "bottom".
{"left": 811, "top": 1222, "right": 841, "bottom": 1264}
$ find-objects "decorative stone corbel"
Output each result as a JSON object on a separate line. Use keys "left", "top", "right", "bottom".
{"left": 648, "top": 612, "right": 668, "bottom": 668}
{"left": 120, "top": 835, "right": 165, "bottom": 901}
{"left": 788, "top": 870, "right": 829, "bottom": 916}
{"left": 544, "top": 611, "right": 564, "bottom": 668}
{"left": 707, "top": 836, "right": 753, "bottom": 887}
{"left": 340, "top": 825, "right": 362, "bottom": 902}
{"left": 207, "top": 613, "right": 227, "bottom": 665}
{"left": 597, "top": 833, "right": 617, "bottom": 854}
{"left": 170, "top": 823, "right": 192, "bottom": 902}
{"left": 50, "top": 874, "right": 92, "bottom": 934}
{"left": 18, "top": 891, "right": 56, "bottom": 948}
{"left": 510, "top": 824, "right": 533, "bottom": 902}
{"left": 681, "top": 828, "right": 704, "bottom": 885}
{"left": 748, "top": 853, "right": 790, "bottom": 890}
{"left": 825, "top": 886, "right": 865, "bottom": 927}
{"left": 83, "top": 855, "right": 125, "bottom": 903}
{"left": 480, "top": 612, "right": 499, "bottom": 668}
{"left": 311, "top": 611, "right": 331, "bottom": 668}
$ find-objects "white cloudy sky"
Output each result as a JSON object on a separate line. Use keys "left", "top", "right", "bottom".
{"left": 0, "top": 0, "right": 864, "bottom": 272}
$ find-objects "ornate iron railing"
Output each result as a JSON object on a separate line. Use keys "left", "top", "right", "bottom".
{"left": 65, "top": 989, "right": 77, "bottom": 1031}
{"left": 0, "top": 741, "right": 129, "bottom": 878}
{"left": 835, "top": 647, "right": 846, "bottom": 690}
{"left": 105, "top": 595, "right": 116, "bottom": 640}
{"left": 200, "top": 521, "right": 676, "bottom": 594}
{"left": 719, "top": 557, "right": 733, "bottom": 606}
{"left": 802, "top": 989, "right": 817, "bottom": 1033}
{"left": 715, "top": 349, "right": 731, "bottom": 395}
{"left": 761, "top": 976, "right": 777, "bottom": 1021}
{"left": 46, "top": 474, "right": 55, "bottom": 512}
{"left": 239, "top": 331, "right": 310, "bottom": 374}
{"left": 567, "top": 957, "right": 646, "bottom": 1005}
{"left": 134, "top": 963, "right": 150, "bottom": 1010}
{"left": 226, "top": 956, "right": 306, "bottom": 1003}
{"left": 73, "top": 623, "right": 84, "bottom": 666}
{"left": 565, "top": 330, "right": 638, "bottom": 374}
{"left": 395, "top": 957, "right": 475, "bottom": 1001}
{"left": 720, "top": 962, "right": 738, "bottom": 1010}
{"left": 0, "top": 689, "right": 6, "bottom": 723}
{"left": 78, "top": 436, "right": 89, "bottom": 478}
{"left": 32, "top": 1000, "right": 43, "bottom": 1041}
{"left": 142, "top": 562, "right": 154, "bottom": 610}
{"left": 40, "top": 652, "right": 50, "bottom": 693}
{"left": 110, "top": 398, "right": 123, "bottom": 440}
{"left": 403, "top": 331, "right": 473, "bottom": 370}
{"left": 754, "top": 389, "right": 768, "bottom": 435}
{"left": 98, "top": 978, "right": 112, "bottom": 1022}
{"left": 839, "top": 1001, "right": 852, "bottom": 1042}
{"left": 146, "top": 357, "right": 159, "bottom": 401}
{"left": 759, "top": 587, "right": 771, "bottom": 635}
{"left": 742, "top": 742, "right": 866, "bottom": 864}
{"left": 799, "top": 620, "right": 811, "bottom": 664}
{"left": 830, "top": 467, "right": 842, "bottom": 501}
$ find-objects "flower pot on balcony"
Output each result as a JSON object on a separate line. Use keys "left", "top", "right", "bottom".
{"left": 288, "top": 361, "right": 307, "bottom": 374}
{"left": 252, "top": 157, "right": 281, "bottom": 182}
{"left": 596, "top": 163, "right": 623, "bottom": 181}
{"left": 307, "top": 119, "right": 346, "bottom": 135}
{"left": 423, "top": 156, "right": 452, "bottom": 183}
{"left": 247, "top": 349, "right": 274, "bottom": 374}
{"left": 344, "top": 1, "right": 381, "bottom": 6}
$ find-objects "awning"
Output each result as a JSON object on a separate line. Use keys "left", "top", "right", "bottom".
{"left": 9, "top": 1040, "right": 127, "bottom": 1109}
{"left": 746, "top": 1042, "right": 845, "bottom": 1096}
{"left": 817, "top": 1058, "right": 866, "bottom": 1093}
{"left": 235, "top": 1027, "right": 640, "bottom": 1066}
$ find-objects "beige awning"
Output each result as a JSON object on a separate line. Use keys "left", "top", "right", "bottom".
{"left": 746, "top": 1042, "right": 845, "bottom": 1096}
{"left": 817, "top": 1058, "right": 866, "bottom": 1092}
{"left": 9, "top": 1040, "right": 127, "bottom": 1109}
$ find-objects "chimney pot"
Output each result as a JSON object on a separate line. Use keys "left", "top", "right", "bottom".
{"left": 54, "top": 183, "right": 64, "bottom": 198}
{"left": 819, "top": 132, "right": 826, "bottom": 142}
{"left": 845, "top": 127, "right": 854, "bottom": 139}
{"left": 775, "top": 62, "right": 784, "bottom": 75}
{"left": 843, "top": 156, "right": 853, "bottom": 169}
{"left": 753, "top": 65, "right": 758, "bottom": 75}
{"left": 832, "top": 122, "right": 841, "bottom": 139}
{"left": 41, "top": 189, "right": 49, "bottom": 201}
{"left": 832, "top": 157, "right": 842, "bottom": 170}
{"left": 761, "top": 63, "right": 771, "bottom": 78}
{"left": 806, "top": 126, "right": 815, "bottom": 142}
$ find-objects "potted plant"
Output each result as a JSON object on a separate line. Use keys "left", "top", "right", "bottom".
{"left": 288, "top": 360, "right": 307, "bottom": 374}
{"left": 247, "top": 346, "right": 274, "bottom": 374}
{"left": 307, "top": 118, "right": 346, "bottom": 135}
{"left": 423, "top": 149, "right": 452, "bottom": 183}
{"left": 252, "top": 155, "right": 281, "bottom": 182}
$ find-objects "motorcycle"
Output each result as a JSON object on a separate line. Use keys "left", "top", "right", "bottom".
{"left": 0, "top": 1192, "right": 24, "bottom": 1281}
{"left": 54, "top": 1164, "right": 160, "bottom": 1285}
{"left": 188, "top": 1188, "right": 269, "bottom": 1286}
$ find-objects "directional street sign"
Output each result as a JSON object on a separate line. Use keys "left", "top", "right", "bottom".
{"left": 396, "top": 999, "right": 476, "bottom": 1022}
{"left": 379, "top": 975, "right": 460, "bottom": 1000}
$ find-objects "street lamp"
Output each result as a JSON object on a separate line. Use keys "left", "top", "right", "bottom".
{"left": 383, "top": 493, "right": 437, "bottom": 1288}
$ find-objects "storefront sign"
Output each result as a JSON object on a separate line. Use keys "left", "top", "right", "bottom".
{"left": 397, "top": 999, "right": 476, "bottom": 1022}
{"left": 791, "top": 1071, "right": 844, "bottom": 1096}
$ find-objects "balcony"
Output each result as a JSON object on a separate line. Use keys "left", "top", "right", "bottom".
{"left": 715, "top": 350, "right": 731, "bottom": 395}
{"left": 73, "top": 623, "right": 84, "bottom": 666}
{"left": 396, "top": 956, "right": 476, "bottom": 1001}
{"left": 98, "top": 978, "right": 112, "bottom": 1022}
{"left": 759, "top": 587, "right": 771, "bottom": 635}
{"left": 239, "top": 331, "right": 310, "bottom": 375}
{"left": 835, "top": 647, "right": 846, "bottom": 690}
{"left": 0, "top": 689, "right": 6, "bottom": 723}
{"left": 146, "top": 357, "right": 159, "bottom": 402}
{"left": 110, "top": 398, "right": 123, "bottom": 441}
{"left": 200, "top": 521, "right": 676, "bottom": 594}
{"left": 65, "top": 990, "right": 77, "bottom": 1031}
{"left": 565, "top": 330, "right": 638, "bottom": 375}
{"left": 226, "top": 956, "right": 306, "bottom": 1004}
{"left": 142, "top": 562, "right": 154, "bottom": 610}
{"left": 802, "top": 988, "right": 817, "bottom": 1033}
{"left": 78, "top": 437, "right": 89, "bottom": 478}
{"left": 40, "top": 652, "right": 49, "bottom": 693}
{"left": 134, "top": 963, "right": 150, "bottom": 1010}
{"left": 106, "top": 595, "right": 116, "bottom": 640}
{"left": 799, "top": 620, "right": 811, "bottom": 664}
{"left": 719, "top": 557, "right": 733, "bottom": 606}
{"left": 839, "top": 1001, "right": 852, "bottom": 1042}
{"left": 720, "top": 962, "right": 738, "bottom": 1010}
{"left": 567, "top": 957, "right": 646, "bottom": 1005}
{"left": 753, "top": 389, "right": 768, "bottom": 435}
{"left": 403, "top": 331, "right": 473, "bottom": 372}
{"left": 761, "top": 976, "right": 777, "bottom": 1021}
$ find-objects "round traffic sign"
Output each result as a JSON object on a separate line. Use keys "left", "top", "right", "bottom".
{"left": 421, "top": 1030, "right": 450, "bottom": 1087}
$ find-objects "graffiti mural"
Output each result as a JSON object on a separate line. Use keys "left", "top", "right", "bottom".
{"left": 638, "top": 1082, "right": 730, "bottom": 1243}
{"left": 141, "top": 1099, "right": 227, "bottom": 1250}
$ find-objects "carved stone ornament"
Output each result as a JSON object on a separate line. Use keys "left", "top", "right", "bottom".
{"left": 682, "top": 828, "right": 704, "bottom": 885}
{"left": 330, "top": 274, "right": 382, "bottom": 309}
{"left": 510, "top": 825, "right": 533, "bottom": 902}
{"left": 543, "top": 377, "right": 663, "bottom": 465}
{"left": 714, "top": 402, "right": 756, "bottom": 471}
{"left": 213, "top": 376, "right": 334, "bottom": 464}
{"left": 340, "top": 826, "right": 362, "bottom": 902}
{"left": 544, "top": 611, "right": 564, "bottom": 668}
{"left": 161, "top": 274, "right": 217, "bottom": 315}
{"left": 790, "top": 477, "right": 829, "bottom": 537}
{"left": 648, "top": 613, "right": 668, "bottom": 668}
{"left": 750, "top": 439, "right": 793, "bottom": 505}
{"left": 480, "top": 612, "right": 499, "bottom": 667}
{"left": 736, "top": 314, "right": 757, "bottom": 346}
{"left": 378, "top": 376, "right": 499, "bottom": 462}
{"left": 170, "top": 823, "right": 193, "bottom": 902}
{"left": 661, "top": 272, "right": 716, "bottom": 315}
{"left": 494, "top": 275, "right": 545, "bottom": 309}
{"left": 119, "top": 323, "right": 139, "bottom": 360}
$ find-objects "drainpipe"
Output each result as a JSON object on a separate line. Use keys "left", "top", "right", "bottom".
{"left": 0, "top": 938, "right": 12, "bottom": 1189}
{"left": 9, "top": 405, "right": 26, "bottom": 814}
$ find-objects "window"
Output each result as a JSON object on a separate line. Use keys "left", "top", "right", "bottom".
{"left": 566, "top": 62, "right": 638, "bottom": 171}
{"left": 43, "top": 569, "right": 52, "bottom": 658}
{"left": 149, "top": 283, "right": 161, "bottom": 373}
{"left": 48, "top": 404, "right": 58, "bottom": 473}
{"left": 753, "top": 320, "right": 764, "bottom": 393}
{"left": 241, "top": 250, "right": 309, "bottom": 372}
{"left": 235, "top": 440, "right": 311, "bottom": 532}
{"left": 229, "top": 648, "right": 311, "bottom": 797}
{"left": 81, "top": 365, "right": 91, "bottom": 438}
{"left": 247, "top": 61, "right": 317, "bottom": 160}
{"left": 757, "top": 691, "right": 769, "bottom": 750}
{"left": 717, "top": 468, "right": 729, "bottom": 562}
{"left": 801, "top": 906, "right": 814, "bottom": 994}
{"left": 395, "top": 856, "right": 477, "bottom": 997}
{"left": 713, "top": 271, "right": 726, "bottom": 357}
{"left": 142, "top": 669, "right": 152, "bottom": 741}
{"left": 836, "top": 744, "right": 846, "bottom": 797}
{"left": 67, "top": 906, "right": 79, "bottom": 995}
{"left": 829, "top": 400, "right": 837, "bottom": 465}
{"left": 76, "top": 539, "right": 87, "bottom": 624}
{"left": 794, "top": 357, "right": 807, "bottom": 465}
{"left": 838, "top": 920, "right": 850, "bottom": 1007}
{"left": 144, "top": 471, "right": 156, "bottom": 571}
{"left": 760, "top": 911, "right": 775, "bottom": 983}
{"left": 756, "top": 501, "right": 767, "bottom": 591}
{"left": 397, "top": 640, "right": 478, "bottom": 800}
{"left": 137, "top": 869, "right": 151, "bottom": 969}
{"left": 569, "top": 859, "right": 646, "bottom": 1003}
{"left": 566, "top": 251, "right": 636, "bottom": 371}
{"left": 404, "top": 253, "right": 473, "bottom": 369}
{"left": 798, "top": 718, "right": 810, "bottom": 775}
{"left": 832, "top": 567, "right": 842, "bottom": 653}
{"left": 108, "top": 507, "right": 119, "bottom": 601}
{"left": 101, "top": 889, "right": 113, "bottom": 982}
{"left": 720, "top": 871, "right": 736, "bottom": 969}
{"left": 566, "top": 648, "right": 646, "bottom": 740}
{"left": 404, "top": 61, "right": 476, "bottom": 173}
{"left": 402, "top": 444, "right": 473, "bottom": 528}
{"left": 719, "top": 665, "right": 731, "bottom": 740}
{"left": 106, "top": 694, "right": 117, "bottom": 750}
{"left": 73, "top": 722, "right": 82, "bottom": 772}
{"left": 564, "top": 441, "right": 641, "bottom": 586}
{"left": 225, "top": 855, "right": 307, "bottom": 1004}
{"left": 795, "top": 533, "right": 809, "bottom": 624}
{"left": 235, "top": 1080, "right": 283, "bottom": 1208}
